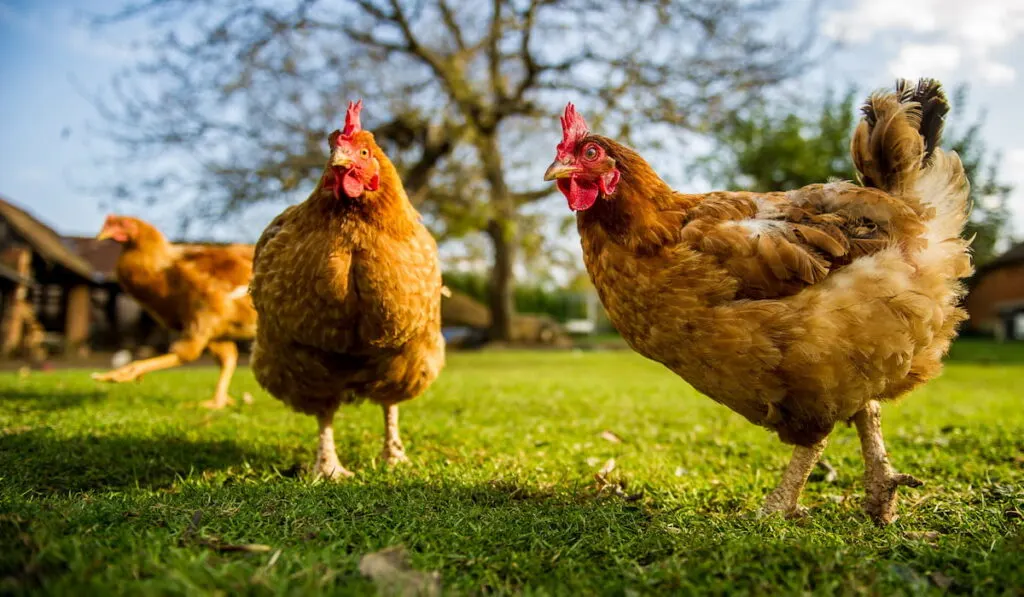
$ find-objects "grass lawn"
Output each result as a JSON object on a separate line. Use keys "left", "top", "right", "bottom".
{"left": 1, "top": 345, "right": 1022, "bottom": 595}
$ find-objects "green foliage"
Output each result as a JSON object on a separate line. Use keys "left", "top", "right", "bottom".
{"left": 443, "top": 272, "right": 587, "bottom": 323}
{"left": 944, "top": 90, "right": 1014, "bottom": 266}
{"left": 694, "top": 89, "right": 859, "bottom": 191}
{"left": 1, "top": 348, "right": 1022, "bottom": 594}
{"left": 696, "top": 87, "right": 1015, "bottom": 265}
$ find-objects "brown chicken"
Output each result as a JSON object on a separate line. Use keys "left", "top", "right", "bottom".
{"left": 249, "top": 101, "right": 444, "bottom": 479}
{"left": 92, "top": 216, "right": 257, "bottom": 409}
{"left": 543, "top": 79, "right": 971, "bottom": 524}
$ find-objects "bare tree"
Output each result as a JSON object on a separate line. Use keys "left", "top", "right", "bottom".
{"left": 96, "top": 0, "right": 820, "bottom": 340}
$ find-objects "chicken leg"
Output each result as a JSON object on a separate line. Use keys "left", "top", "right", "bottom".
{"left": 92, "top": 353, "right": 183, "bottom": 383}
{"left": 315, "top": 409, "right": 354, "bottom": 480}
{"left": 380, "top": 404, "right": 410, "bottom": 465}
{"left": 760, "top": 439, "right": 827, "bottom": 518}
{"left": 202, "top": 341, "right": 238, "bottom": 409}
{"left": 853, "top": 401, "right": 922, "bottom": 524}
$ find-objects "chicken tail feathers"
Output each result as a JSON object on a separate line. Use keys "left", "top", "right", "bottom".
{"left": 851, "top": 78, "right": 949, "bottom": 197}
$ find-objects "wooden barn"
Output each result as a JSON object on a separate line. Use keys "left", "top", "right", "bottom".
{"left": 63, "top": 235, "right": 170, "bottom": 353}
{"left": 0, "top": 197, "right": 104, "bottom": 358}
{"left": 965, "top": 242, "right": 1024, "bottom": 340}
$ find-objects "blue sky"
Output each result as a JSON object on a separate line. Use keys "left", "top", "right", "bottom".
{"left": 1, "top": 0, "right": 1023, "bottom": 242}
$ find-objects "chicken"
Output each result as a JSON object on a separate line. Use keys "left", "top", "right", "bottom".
{"left": 249, "top": 100, "right": 444, "bottom": 479}
{"left": 92, "top": 216, "right": 257, "bottom": 409}
{"left": 543, "top": 79, "right": 971, "bottom": 524}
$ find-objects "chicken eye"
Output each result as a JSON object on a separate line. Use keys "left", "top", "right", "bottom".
{"left": 584, "top": 146, "right": 598, "bottom": 160}
{"left": 360, "top": 148, "right": 370, "bottom": 158}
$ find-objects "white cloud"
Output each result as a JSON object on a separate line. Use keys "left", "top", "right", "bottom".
{"left": 888, "top": 43, "right": 961, "bottom": 80}
{"left": 825, "top": 0, "right": 1024, "bottom": 85}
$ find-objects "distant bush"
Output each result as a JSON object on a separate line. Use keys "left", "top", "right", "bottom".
{"left": 443, "top": 272, "right": 587, "bottom": 323}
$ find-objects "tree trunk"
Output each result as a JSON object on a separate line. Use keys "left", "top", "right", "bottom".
{"left": 64, "top": 284, "right": 91, "bottom": 357}
{"left": 486, "top": 218, "right": 515, "bottom": 342}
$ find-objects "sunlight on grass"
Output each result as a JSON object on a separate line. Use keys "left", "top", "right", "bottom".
{"left": 1, "top": 348, "right": 1021, "bottom": 595}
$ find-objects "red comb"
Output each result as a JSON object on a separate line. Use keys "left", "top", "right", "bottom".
{"left": 341, "top": 100, "right": 363, "bottom": 138}
{"left": 557, "top": 102, "right": 589, "bottom": 158}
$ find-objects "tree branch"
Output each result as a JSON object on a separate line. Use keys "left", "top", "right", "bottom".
{"left": 437, "top": 0, "right": 467, "bottom": 51}
{"left": 512, "top": 187, "right": 556, "bottom": 205}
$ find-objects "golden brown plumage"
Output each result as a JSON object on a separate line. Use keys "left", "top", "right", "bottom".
{"left": 92, "top": 216, "right": 257, "bottom": 409}
{"left": 545, "top": 79, "right": 971, "bottom": 523}
{"left": 249, "top": 101, "right": 444, "bottom": 478}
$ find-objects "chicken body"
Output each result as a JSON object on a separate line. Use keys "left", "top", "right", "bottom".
{"left": 93, "top": 216, "right": 256, "bottom": 408}
{"left": 249, "top": 112, "right": 444, "bottom": 478}
{"left": 546, "top": 80, "right": 971, "bottom": 523}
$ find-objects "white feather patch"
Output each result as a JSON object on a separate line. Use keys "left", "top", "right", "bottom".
{"left": 735, "top": 219, "right": 786, "bottom": 237}
{"left": 228, "top": 285, "right": 249, "bottom": 300}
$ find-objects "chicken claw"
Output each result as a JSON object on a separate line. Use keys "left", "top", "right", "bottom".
{"left": 314, "top": 409, "right": 354, "bottom": 480}
{"left": 92, "top": 354, "right": 182, "bottom": 385}
{"left": 854, "top": 401, "right": 922, "bottom": 525}
{"left": 199, "top": 395, "right": 235, "bottom": 410}
{"left": 759, "top": 439, "right": 827, "bottom": 519}
{"left": 380, "top": 443, "right": 410, "bottom": 466}
{"left": 316, "top": 457, "right": 355, "bottom": 480}
{"left": 91, "top": 366, "right": 142, "bottom": 383}
{"left": 380, "top": 404, "right": 410, "bottom": 466}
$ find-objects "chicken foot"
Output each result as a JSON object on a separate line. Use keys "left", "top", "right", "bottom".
{"left": 853, "top": 400, "right": 922, "bottom": 525}
{"left": 315, "top": 409, "right": 354, "bottom": 480}
{"left": 759, "top": 439, "right": 828, "bottom": 518}
{"left": 92, "top": 353, "right": 183, "bottom": 383}
{"left": 202, "top": 341, "right": 238, "bottom": 410}
{"left": 380, "top": 404, "right": 409, "bottom": 465}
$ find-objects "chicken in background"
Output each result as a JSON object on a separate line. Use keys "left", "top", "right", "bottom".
{"left": 249, "top": 101, "right": 444, "bottom": 479}
{"left": 92, "top": 216, "right": 257, "bottom": 409}
{"left": 543, "top": 80, "right": 971, "bottom": 524}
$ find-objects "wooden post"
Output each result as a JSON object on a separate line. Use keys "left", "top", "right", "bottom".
{"left": 64, "top": 284, "right": 91, "bottom": 357}
{"left": 105, "top": 287, "right": 120, "bottom": 348}
{"left": 0, "top": 247, "right": 31, "bottom": 358}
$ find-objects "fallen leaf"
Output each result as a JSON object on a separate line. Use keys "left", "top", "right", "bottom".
{"left": 180, "top": 510, "right": 271, "bottom": 554}
{"left": 904, "top": 531, "right": 941, "bottom": 544}
{"left": 930, "top": 571, "right": 954, "bottom": 589}
{"left": 199, "top": 540, "right": 272, "bottom": 553}
{"left": 599, "top": 430, "right": 622, "bottom": 443}
{"left": 359, "top": 546, "right": 441, "bottom": 597}
{"left": 180, "top": 510, "right": 203, "bottom": 544}
{"left": 810, "top": 460, "right": 838, "bottom": 484}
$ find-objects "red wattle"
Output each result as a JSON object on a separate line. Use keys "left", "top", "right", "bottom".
{"left": 342, "top": 169, "right": 365, "bottom": 198}
{"left": 558, "top": 176, "right": 598, "bottom": 211}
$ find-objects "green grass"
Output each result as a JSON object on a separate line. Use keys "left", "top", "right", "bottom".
{"left": 1, "top": 347, "right": 1022, "bottom": 596}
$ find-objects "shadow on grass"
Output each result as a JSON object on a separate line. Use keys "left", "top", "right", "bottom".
{"left": 0, "top": 429, "right": 281, "bottom": 493}
{"left": 0, "top": 389, "right": 106, "bottom": 413}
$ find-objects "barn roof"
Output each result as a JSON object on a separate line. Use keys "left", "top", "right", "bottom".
{"left": 978, "top": 242, "right": 1024, "bottom": 275}
{"left": 0, "top": 197, "right": 99, "bottom": 283}
{"left": 0, "top": 261, "right": 32, "bottom": 285}
{"left": 62, "top": 236, "right": 122, "bottom": 280}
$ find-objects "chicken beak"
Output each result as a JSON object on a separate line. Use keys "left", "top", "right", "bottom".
{"left": 331, "top": 153, "right": 353, "bottom": 169}
{"left": 96, "top": 228, "right": 113, "bottom": 241}
{"left": 544, "top": 161, "right": 577, "bottom": 181}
